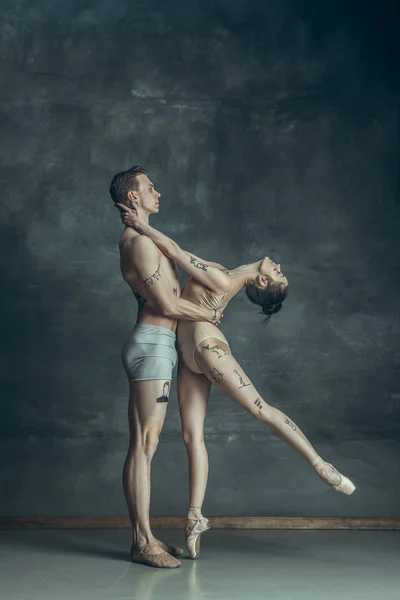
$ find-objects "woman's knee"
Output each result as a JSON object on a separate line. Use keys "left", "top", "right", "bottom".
{"left": 249, "top": 397, "right": 274, "bottom": 424}
{"left": 182, "top": 429, "right": 205, "bottom": 448}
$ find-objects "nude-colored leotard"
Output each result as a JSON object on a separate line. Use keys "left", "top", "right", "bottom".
{"left": 178, "top": 279, "right": 234, "bottom": 374}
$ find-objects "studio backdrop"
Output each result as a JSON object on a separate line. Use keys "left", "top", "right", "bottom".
{"left": 1, "top": 0, "right": 399, "bottom": 519}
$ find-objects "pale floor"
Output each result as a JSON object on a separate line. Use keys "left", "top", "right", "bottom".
{"left": 1, "top": 529, "right": 399, "bottom": 600}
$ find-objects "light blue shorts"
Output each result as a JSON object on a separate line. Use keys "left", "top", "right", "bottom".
{"left": 121, "top": 324, "right": 178, "bottom": 382}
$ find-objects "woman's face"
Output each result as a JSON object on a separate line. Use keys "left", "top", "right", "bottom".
{"left": 259, "top": 257, "right": 288, "bottom": 287}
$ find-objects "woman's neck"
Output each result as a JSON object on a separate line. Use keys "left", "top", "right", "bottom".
{"left": 229, "top": 261, "right": 261, "bottom": 286}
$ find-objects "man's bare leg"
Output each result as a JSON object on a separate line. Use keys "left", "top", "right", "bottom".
{"left": 122, "top": 379, "right": 182, "bottom": 568}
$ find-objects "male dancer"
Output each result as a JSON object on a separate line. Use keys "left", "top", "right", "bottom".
{"left": 109, "top": 166, "right": 222, "bottom": 568}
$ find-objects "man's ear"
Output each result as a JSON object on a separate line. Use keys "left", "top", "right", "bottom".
{"left": 127, "top": 190, "right": 139, "bottom": 207}
{"left": 257, "top": 274, "right": 269, "bottom": 288}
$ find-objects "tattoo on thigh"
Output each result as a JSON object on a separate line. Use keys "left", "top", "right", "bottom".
{"left": 284, "top": 417, "right": 297, "bottom": 431}
{"left": 190, "top": 256, "right": 208, "bottom": 271}
{"left": 254, "top": 397, "right": 263, "bottom": 410}
{"left": 233, "top": 369, "right": 251, "bottom": 389}
{"left": 202, "top": 344, "right": 230, "bottom": 359}
{"left": 156, "top": 382, "right": 170, "bottom": 403}
{"left": 210, "top": 367, "right": 224, "bottom": 383}
{"left": 143, "top": 265, "right": 162, "bottom": 288}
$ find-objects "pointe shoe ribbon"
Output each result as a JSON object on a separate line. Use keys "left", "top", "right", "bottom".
{"left": 185, "top": 516, "right": 210, "bottom": 559}
{"left": 311, "top": 458, "right": 356, "bottom": 496}
{"left": 325, "top": 463, "right": 356, "bottom": 495}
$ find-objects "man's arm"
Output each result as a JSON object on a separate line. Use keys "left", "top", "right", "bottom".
{"left": 132, "top": 237, "right": 222, "bottom": 323}
{"left": 125, "top": 219, "right": 231, "bottom": 294}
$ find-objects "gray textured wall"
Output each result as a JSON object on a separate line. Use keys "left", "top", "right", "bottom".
{"left": 1, "top": 0, "right": 399, "bottom": 518}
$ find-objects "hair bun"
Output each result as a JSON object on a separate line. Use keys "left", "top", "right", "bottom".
{"left": 261, "top": 302, "right": 282, "bottom": 316}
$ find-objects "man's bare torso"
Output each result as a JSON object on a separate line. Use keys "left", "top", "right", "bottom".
{"left": 119, "top": 228, "right": 181, "bottom": 331}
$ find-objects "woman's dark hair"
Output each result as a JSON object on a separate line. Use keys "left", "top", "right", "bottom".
{"left": 245, "top": 280, "right": 288, "bottom": 323}
{"left": 109, "top": 165, "right": 147, "bottom": 205}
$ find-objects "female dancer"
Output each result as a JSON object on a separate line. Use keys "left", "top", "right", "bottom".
{"left": 117, "top": 203, "right": 356, "bottom": 559}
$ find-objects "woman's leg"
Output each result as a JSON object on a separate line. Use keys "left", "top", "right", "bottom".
{"left": 177, "top": 360, "right": 211, "bottom": 517}
{"left": 194, "top": 339, "right": 344, "bottom": 488}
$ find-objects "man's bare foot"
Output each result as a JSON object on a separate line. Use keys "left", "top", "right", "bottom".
{"left": 131, "top": 541, "right": 181, "bottom": 568}
{"left": 156, "top": 539, "right": 184, "bottom": 557}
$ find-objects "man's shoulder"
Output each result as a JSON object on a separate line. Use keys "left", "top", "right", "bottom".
{"left": 121, "top": 234, "right": 160, "bottom": 261}
{"left": 120, "top": 232, "right": 156, "bottom": 250}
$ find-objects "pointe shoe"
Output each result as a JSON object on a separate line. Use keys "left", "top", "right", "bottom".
{"left": 131, "top": 541, "right": 181, "bottom": 568}
{"left": 157, "top": 539, "right": 184, "bottom": 557}
{"left": 185, "top": 516, "right": 210, "bottom": 559}
{"left": 312, "top": 458, "right": 356, "bottom": 495}
{"left": 327, "top": 463, "right": 356, "bottom": 495}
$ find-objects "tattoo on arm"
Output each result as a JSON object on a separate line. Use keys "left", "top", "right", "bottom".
{"left": 173, "top": 287, "right": 178, "bottom": 297}
{"left": 201, "top": 344, "right": 230, "bottom": 359}
{"left": 156, "top": 381, "right": 170, "bottom": 403}
{"left": 284, "top": 417, "right": 297, "bottom": 431}
{"left": 210, "top": 367, "right": 224, "bottom": 383}
{"left": 233, "top": 369, "right": 251, "bottom": 389}
{"left": 254, "top": 397, "right": 263, "bottom": 410}
{"left": 143, "top": 265, "right": 162, "bottom": 288}
{"left": 190, "top": 256, "right": 208, "bottom": 271}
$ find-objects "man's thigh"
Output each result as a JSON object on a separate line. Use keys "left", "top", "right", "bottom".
{"left": 127, "top": 379, "right": 172, "bottom": 435}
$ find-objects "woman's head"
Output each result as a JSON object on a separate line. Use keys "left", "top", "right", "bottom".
{"left": 245, "top": 257, "right": 289, "bottom": 323}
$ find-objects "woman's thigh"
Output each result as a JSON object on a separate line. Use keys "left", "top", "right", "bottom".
{"left": 177, "top": 360, "right": 211, "bottom": 437}
{"left": 194, "top": 338, "right": 267, "bottom": 418}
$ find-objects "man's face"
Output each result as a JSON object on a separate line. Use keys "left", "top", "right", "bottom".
{"left": 132, "top": 174, "right": 161, "bottom": 215}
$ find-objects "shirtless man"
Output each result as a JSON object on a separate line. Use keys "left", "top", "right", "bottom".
{"left": 109, "top": 166, "right": 222, "bottom": 569}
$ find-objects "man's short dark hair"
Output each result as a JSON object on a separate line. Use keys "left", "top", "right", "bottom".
{"left": 109, "top": 165, "right": 147, "bottom": 205}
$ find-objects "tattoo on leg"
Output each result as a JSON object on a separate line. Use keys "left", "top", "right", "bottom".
{"left": 210, "top": 367, "right": 224, "bottom": 383}
{"left": 233, "top": 369, "right": 251, "bottom": 389}
{"left": 143, "top": 265, "right": 162, "bottom": 288}
{"left": 284, "top": 417, "right": 297, "bottom": 431}
{"left": 254, "top": 397, "right": 263, "bottom": 410}
{"left": 190, "top": 256, "right": 208, "bottom": 271}
{"left": 202, "top": 344, "right": 230, "bottom": 359}
{"left": 156, "top": 382, "right": 170, "bottom": 403}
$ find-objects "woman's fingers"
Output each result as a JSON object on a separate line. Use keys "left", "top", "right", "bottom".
{"left": 115, "top": 203, "right": 139, "bottom": 217}
{"left": 115, "top": 202, "right": 131, "bottom": 213}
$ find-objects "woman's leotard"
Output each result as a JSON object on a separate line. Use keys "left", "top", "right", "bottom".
{"left": 178, "top": 279, "right": 234, "bottom": 374}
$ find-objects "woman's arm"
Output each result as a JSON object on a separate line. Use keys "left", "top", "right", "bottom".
{"left": 183, "top": 251, "right": 228, "bottom": 272}
{"left": 116, "top": 204, "right": 231, "bottom": 294}
{"left": 127, "top": 236, "right": 223, "bottom": 324}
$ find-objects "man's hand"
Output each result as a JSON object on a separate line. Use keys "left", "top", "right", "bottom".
{"left": 115, "top": 203, "right": 146, "bottom": 232}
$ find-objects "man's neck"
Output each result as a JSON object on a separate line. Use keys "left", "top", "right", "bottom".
{"left": 142, "top": 213, "right": 151, "bottom": 225}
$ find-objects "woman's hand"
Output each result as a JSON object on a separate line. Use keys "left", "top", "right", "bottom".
{"left": 115, "top": 203, "right": 146, "bottom": 232}
{"left": 211, "top": 309, "right": 223, "bottom": 326}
